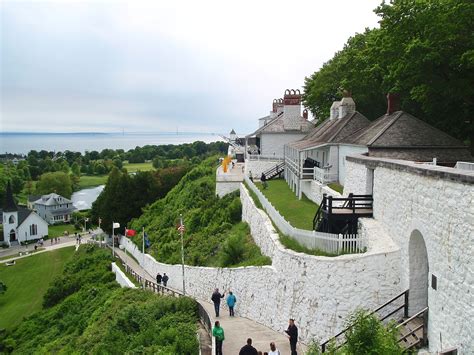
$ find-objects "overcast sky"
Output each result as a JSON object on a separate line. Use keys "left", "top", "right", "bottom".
{"left": 0, "top": 0, "right": 381, "bottom": 135}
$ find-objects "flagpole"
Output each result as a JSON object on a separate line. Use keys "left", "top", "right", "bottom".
{"left": 124, "top": 228, "right": 128, "bottom": 269}
{"left": 112, "top": 222, "right": 115, "bottom": 258}
{"left": 180, "top": 214, "right": 186, "bottom": 296}
{"left": 142, "top": 227, "right": 145, "bottom": 290}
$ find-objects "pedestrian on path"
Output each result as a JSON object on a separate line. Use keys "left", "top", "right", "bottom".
{"left": 156, "top": 273, "right": 162, "bottom": 285}
{"left": 212, "top": 320, "right": 225, "bottom": 355}
{"left": 268, "top": 342, "right": 280, "bottom": 355}
{"left": 261, "top": 173, "right": 268, "bottom": 189}
{"left": 239, "top": 338, "right": 258, "bottom": 355}
{"left": 284, "top": 319, "right": 298, "bottom": 355}
{"left": 226, "top": 291, "right": 237, "bottom": 317}
{"left": 211, "top": 288, "right": 225, "bottom": 317}
{"left": 162, "top": 273, "right": 169, "bottom": 287}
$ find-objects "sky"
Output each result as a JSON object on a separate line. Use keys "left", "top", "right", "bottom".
{"left": 0, "top": 0, "right": 381, "bottom": 135}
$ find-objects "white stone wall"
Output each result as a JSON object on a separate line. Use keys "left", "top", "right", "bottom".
{"left": 245, "top": 160, "right": 280, "bottom": 180}
{"left": 260, "top": 133, "right": 306, "bottom": 157}
{"left": 216, "top": 182, "right": 241, "bottom": 197}
{"left": 338, "top": 145, "right": 369, "bottom": 186}
{"left": 111, "top": 262, "right": 137, "bottom": 288}
{"left": 121, "top": 184, "right": 401, "bottom": 343}
{"left": 300, "top": 180, "right": 342, "bottom": 205}
{"left": 368, "top": 163, "right": 474, "bottom": 353}
{"left": 343, "top": 159, "right": 371, "bottom": 195}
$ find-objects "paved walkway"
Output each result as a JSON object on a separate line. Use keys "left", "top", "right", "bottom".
{"left": 0, "top": 235, "right": 92, "bottom": 264}
{"left": 114, "top": 248, "right": 306, "bottom": 354}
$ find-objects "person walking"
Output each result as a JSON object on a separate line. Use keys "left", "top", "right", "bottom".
{"left": 226, "top": 291, "right": 237, "bottom": 317}
{"left": 284, "top": 319, "right": 298, "bottom": 355}
{"left": 239, "top": 338, "right": 258, "bottom": 355}
{"left": 162, "top": 273, "right": 169, "bottom": 287}
{"left": 268, "top": 342, "right": 280, "bottom": 355}
{"left": 261, "top": 173, "right": 267, "bottom": 189}
{"left": 156, "top": 273, "right": 162, "bottom": 285}
{"left": 212, "top": 320, "right": 225, "bottom": 355}
{"left": 211, "top": 288, "right": 225, "bottom": 317}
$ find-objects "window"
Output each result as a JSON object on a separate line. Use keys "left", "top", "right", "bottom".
{"left": 8, "top": 215, "right": 15, "bottom": 224}
{"left": 30, "top": 224, "right": 38, "bottom": 236}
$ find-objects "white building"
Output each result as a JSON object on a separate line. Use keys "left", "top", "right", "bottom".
{"left": 1, "top": 183, "right": 48, "bottom": 246}
{"left": 32, "top": 193, "right": 76, "bottom": 224}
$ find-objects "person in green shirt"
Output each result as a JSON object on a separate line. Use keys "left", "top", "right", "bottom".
{"left": 212, "top": 320, "right": 225, "bottom": 355}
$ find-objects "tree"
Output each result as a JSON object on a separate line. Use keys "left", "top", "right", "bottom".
{"left": 35, "top": 171, "right": 73, "bottom": 198}
{"left": 71, "top": 162, "right": 81, "bottom": 176}
{"left": 303, "top": 0, "right": 474, "bottom": 150}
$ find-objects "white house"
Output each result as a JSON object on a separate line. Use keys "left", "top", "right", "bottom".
{"left": 1, "top": 183, "right": 48, "bottom": 246}
{"left": 32, "top": 193, "right": 76, "bottom": 224}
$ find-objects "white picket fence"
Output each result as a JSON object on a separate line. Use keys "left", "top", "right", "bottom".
{"left": 244, "top": 176, "right": 365, "bottom": 255}
{"left": 248, "top": 154, "right": 284, "bottom": 162}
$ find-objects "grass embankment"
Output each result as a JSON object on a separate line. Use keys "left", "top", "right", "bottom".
{"left": 0, "top": 246, "right": 75, "bottom": 330}
{"left": 131, "top": 157, "right": 271, "bottom": 267}
{"left": 1, "top": 245, "right": 199, "bottom": 354}
{"left": 328, "top": 182, "right": 344, "bottom": 194}
{"left": 255, "top": 179, "right": 318, "bottom": 230}
{"left": 47, "top": 224, "right": 79, "bottom": 238}
{"left": 77, "top": 174, "right": 108, "bottom": 189}
{"left": 123, "top": 161, "right": 154, "bottom": 172}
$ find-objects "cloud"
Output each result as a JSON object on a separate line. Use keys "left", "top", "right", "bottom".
{"left": 0, "top": 0, "right": 381, "bottom": 135}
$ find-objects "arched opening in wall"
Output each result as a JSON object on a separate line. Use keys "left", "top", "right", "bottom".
{"left": 408, "top": 230, "right": 429, "bottom": 315}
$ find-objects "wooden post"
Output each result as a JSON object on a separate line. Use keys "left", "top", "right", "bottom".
{"left": 404, "top": 290, "right": 409, "bottom": 318}
{"left": 422, "top": 308, "right": 428, "bottom": 346}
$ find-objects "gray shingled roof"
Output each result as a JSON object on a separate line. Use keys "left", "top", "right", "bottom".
{"left": 18, "top": 207, "right": 33, "bottom": 226}
{"left": 345, "top": 111, "right": 467, "bottom": 148}
{"left": 34, "top": 193, "right": 73, "bottom": 206}
{"left": 28, "top": 195, "right": 41, "bottom": 203}
{"left": 288, "top": 111, "right": 370, "bottom": 150}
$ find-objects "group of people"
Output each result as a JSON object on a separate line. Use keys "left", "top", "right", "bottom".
{"left": 75, "top": 233, "right": 82, "bottom": 245}
{"left": 211, "top": 288, "right": 236, "bottom": 317}
{"left": 213, "top": 320, "right": 298, "bottom": 355}
{"left": 211, "top": 288, "right": 298, "bottom": 355}
{"left": 155, "top": 272, "right": 169, "bottom": 287}
{"left": 50, "top": 237, "right": 60, "bottom": 244}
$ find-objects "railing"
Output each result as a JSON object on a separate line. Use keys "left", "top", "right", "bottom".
{"left": 301, "top": 166, "right": 338, "bottom": 184}
{"left": 455, "top": 161, "right": 474, "bottom": 171}
{"left": 262, "top": 162, "right": 285, "bottom": 179}
{"left": 248, "top": 154, "right": 284, "bottom": 162}
{"left": 321, "top": 290, "right": 410, "bottom": 352}
{"left": 244, "top": 176, "right": 365, "bottom": 255}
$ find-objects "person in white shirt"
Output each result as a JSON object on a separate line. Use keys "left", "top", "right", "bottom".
{"left": 268, "top": 342, "right": 280, "bottom": 355}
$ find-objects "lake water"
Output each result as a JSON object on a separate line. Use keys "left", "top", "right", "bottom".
{"left": 0, "top": 132, "right": 223, "bottom": 154}
{"left": 71, "top": 185, "right": 105, "bottom": 211}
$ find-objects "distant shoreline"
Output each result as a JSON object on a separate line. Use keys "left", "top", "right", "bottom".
{"left": 0, "top": 131, "right": 218, "bottom": 136}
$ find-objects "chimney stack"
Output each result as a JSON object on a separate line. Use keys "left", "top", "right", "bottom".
{"left": 386, "top": 93, "right": 400, "bottom": 115}
{"left": 302, "top": 109, "right": 308, "bottom": 120}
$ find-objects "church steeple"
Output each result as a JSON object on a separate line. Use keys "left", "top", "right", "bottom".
{"left": 3, "top": 181, "right": 18, "bottom": 212}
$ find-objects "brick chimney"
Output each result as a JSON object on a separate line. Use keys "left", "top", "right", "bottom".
{"left": 387, "top": 93, "right": 400, "bottom": 115}
{"left": 283, "top": 89, "right": 302, "bottom": 129}
{"left": 303, "top": 109, "right": 308, "bottom": 120}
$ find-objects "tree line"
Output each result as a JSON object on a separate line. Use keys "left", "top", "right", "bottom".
{"left": 303, "top": 0, "right": 473, "bottom": 151}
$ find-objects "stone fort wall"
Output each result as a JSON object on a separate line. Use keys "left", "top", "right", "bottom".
{"left": 344, "top": 155, "right": 474, "bottom": 353}
{"left": 121, "top": 184, "right": 400, "bottom": 343}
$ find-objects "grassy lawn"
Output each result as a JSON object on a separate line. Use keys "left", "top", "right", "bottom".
{"left": 48, "top": 224, "right": 79, "bottom": 237}
{"left": 123, "top": 161, "right": 154, "bottom": 172}
{"left": 255, "top": 179, "right": 318, "bottom": 230}
{"left": 0, "top": 246, "right": 75, "bottom": 330}
{"left": 328, "top": 182, "right": 344, "bottom": 194}
{"left": 78, "top": 174, "right": 108, "bottom": 189}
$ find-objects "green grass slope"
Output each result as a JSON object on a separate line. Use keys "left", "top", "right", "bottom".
{"left": 131, "top": 157, "right": 270, "bottom": 267}
{"left": 0, "top": 247, "right": 75, "bottom": 330}
{"left": 1, "top": 245, "right": 199, "bottom": 354}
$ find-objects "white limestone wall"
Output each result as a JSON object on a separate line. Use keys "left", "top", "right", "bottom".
{"left": 371, "top": 165, "right": 474, "bottom": 353}
{"left": 245, "top": 160, "right": 280, "bottom": 180}
{"left": 343, "top": 159, "right": 371, "bottom": 195}
{"left": 121, "top": 184, "right": 401, "bottom": 343}
{"left": 300, "top": 180, "right": 342, "bottom": 205}
{"left": 216, "top": 182, "right": 241, "bottom": 197}
{"left": 338, "top": 145, "right": 368, "bottom": 186}
{"left": 260, "top": 133, "right": 305, "bottom": 157}
{"left": 111, "top": 262, "right": 137, "bottom": 288}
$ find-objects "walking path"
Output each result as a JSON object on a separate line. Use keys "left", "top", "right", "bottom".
{"left": 0, "top": 234, "right": 92, "bottom": 264}
{"left": 113, "top": 247, "right": 305, "bottom": 354}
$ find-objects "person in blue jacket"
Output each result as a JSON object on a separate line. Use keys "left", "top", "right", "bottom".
{"left": 226, "top": 291, "right": 237, "bottom": 317}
